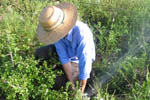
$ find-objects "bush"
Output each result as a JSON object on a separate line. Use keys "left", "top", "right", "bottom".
{"left": 0, "top": 0, "right": 150, "bottom": 100}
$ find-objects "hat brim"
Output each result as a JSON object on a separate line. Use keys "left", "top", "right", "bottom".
{"left": 37, "top": 3, "right": 77, "bottom": 44}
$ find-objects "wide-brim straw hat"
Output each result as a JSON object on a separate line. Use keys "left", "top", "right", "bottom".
{"left": 37, "top": 2, "right": 77, "bottom": 44}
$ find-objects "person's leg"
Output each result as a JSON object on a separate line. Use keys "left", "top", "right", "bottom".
{"left": 34, "top": 46, "right": 95, "bottom": 92}
{"left": 34, "top": 44, "right": 57, "bottom": 61}
{"left": 34, "top": 45, "right": 68, "bottom": 90}
{"left": 84, "top": 70, "right": 97, "bottom": 97}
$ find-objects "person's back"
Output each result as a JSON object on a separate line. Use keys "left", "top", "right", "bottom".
{"left": 55, "top": 20, "right": 95, "bottom": 82}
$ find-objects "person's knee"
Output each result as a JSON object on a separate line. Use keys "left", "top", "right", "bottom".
{"left": 34, "top": 45, "right": 56, "bottom": 60}
{"left": 34, "top": 48, "right": 42, "bottom": 60}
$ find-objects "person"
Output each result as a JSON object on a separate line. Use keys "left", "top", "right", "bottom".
{"left": 35, "top": 2, "right": 95, "bottom": 93}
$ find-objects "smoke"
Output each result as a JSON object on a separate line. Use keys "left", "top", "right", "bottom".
{"left": 98, "top": 17, "right": 150, "bottom": 86}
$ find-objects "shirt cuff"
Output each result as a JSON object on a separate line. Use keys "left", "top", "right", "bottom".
{"left": 79, "top": 73, "right": 90, "bottom": 80}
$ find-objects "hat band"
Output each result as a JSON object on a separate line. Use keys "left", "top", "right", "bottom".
{"left": 45, "top": 9, "right": 65, "bottom": 32}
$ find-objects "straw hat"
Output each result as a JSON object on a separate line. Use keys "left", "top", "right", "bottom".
{"left": 37, "top": 2, "right": 77, "bottom": 44}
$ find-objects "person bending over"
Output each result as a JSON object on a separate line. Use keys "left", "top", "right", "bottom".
{"left": 36, "top": 2, "right": 95, "bottom": 93}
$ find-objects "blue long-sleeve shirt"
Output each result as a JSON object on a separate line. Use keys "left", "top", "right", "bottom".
{"left": 54, "top": 21, "right": 95, "bottom": 80}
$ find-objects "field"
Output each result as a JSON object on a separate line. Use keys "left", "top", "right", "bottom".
{"left": 0, "top": 0, "right": 150, "bottom": 100}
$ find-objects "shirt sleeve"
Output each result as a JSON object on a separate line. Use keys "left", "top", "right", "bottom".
{"left": 54, "top": 40, "right": 70, "bottom": 64}
{"left": 77, "top": 24, "right": 95, "bottom": 80}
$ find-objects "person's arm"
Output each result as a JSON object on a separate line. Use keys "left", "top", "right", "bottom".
{"left": 62, "top": 62, "right": 75, "bottom": 90}
{"left": 76, "top": 23, "right": 96, "bottom": 93}
{"left": 55, "top": 40, "right": 75, "bottom": 89}
{"left": 80, "top": 80, "right": 87, "bottom": 93}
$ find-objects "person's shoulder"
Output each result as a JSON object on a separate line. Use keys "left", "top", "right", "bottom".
{"left": 74, "top": 21, "right": 90, "bottom": 32}
{"left": 76, "top": 20, "right": 88, "bottom": 27}
{"left": 73, "top": 21, "right": 92, "bottom": 39}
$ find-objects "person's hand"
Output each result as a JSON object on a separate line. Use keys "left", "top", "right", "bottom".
{"left": 70, "top": 81, "right": 75, "bottom": 90}
{"left": 80, "top": 80, "right": 87, "bottom": 93}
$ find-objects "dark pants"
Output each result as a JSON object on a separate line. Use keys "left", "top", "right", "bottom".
{"left": 34, "top": 45, "right": 96, "bottom": 96}
{"left": 34, "top": 45, "right": 58, "bottom": 65}
{"left": 34, "top": 45, "right": 68, "bottom": 90}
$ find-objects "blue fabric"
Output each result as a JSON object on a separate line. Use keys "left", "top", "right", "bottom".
{"left": 54, "top": 21, "right": 95, "bottom": 80}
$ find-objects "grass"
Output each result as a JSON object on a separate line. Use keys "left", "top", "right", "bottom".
{"left": 0, "top": 0, "right": 150, "bottom": 100}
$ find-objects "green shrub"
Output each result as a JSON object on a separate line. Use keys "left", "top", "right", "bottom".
{"left": 0, "top": 0, "right": 150, "bottom": 100}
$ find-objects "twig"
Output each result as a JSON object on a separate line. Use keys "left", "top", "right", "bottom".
{"left": 8, "top": 52, "right": 15, "bottom": 67}
{"left": 7, "top": 34, "right": 15, "bottom": 67}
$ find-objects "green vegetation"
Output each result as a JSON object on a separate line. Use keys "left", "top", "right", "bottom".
{"left": 0, "top": 0, "right": 150, "bottom": 100}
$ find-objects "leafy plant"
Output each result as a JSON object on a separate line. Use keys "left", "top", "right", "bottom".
{"left": 0, "top": 0, "right": 150, "bottom": 100}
